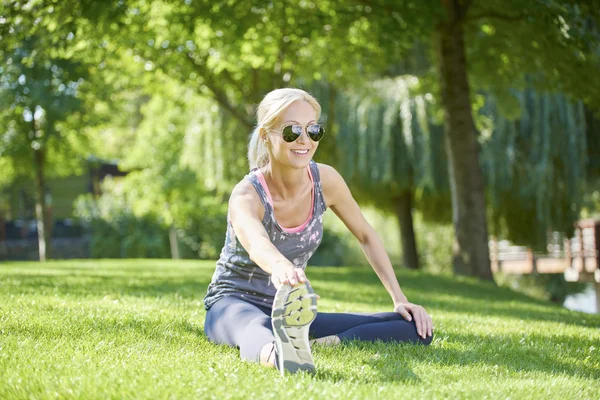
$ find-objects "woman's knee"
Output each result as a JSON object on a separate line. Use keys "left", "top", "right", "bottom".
{"left": 420, "top": 330, "right": 433, "bottom": 345}
{"left": 238, "top": 317, "right": 275, "bottom": 362}
{"left": 410, "top": 320, "right": 433, "bottom": 345}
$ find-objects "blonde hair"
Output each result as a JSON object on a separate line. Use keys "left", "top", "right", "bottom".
{"left": 248, "top": 88, "right": 322, "bottom": 170}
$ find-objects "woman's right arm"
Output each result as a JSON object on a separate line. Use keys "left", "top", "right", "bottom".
{"left": 228, "top": 181, "right": 307, "bottom": 288}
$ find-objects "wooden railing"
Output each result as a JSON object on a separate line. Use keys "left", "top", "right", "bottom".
{"left": 489, "top": 219, "right": 600, "bottom": 284}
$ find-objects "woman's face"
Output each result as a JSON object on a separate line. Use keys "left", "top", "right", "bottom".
{"left": 265, "top": 100, "right": 320, "bottom": 170}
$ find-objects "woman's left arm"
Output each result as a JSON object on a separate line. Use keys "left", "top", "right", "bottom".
{"left": 319, "top": 163, "right": 433, "bottom": 339}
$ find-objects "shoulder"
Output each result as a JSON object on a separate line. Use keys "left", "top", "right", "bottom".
{"left": 229, "top": 175, "right": 263, "bottom": 217}
{"left": 315, "top": 162, "right": 345, "bottom": 186}
{"left": 315, "top": 163, "right": 350, "bottom": 207}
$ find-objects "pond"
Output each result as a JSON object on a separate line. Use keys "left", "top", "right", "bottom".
{"left": 564, "top": 283, "right": 598, "bottom": 314}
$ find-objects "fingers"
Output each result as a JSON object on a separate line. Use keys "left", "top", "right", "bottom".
{"left": 419, "top": 308, "right": 433, "bottom": 338}
{"left": 273, "top": 267, "right": 308, "bottom": 288}
{"left": 396, "top": 306, "right": 412, "bottom": 322}
{"left": 294, "top": 268, "right": 307, "bottom": 284}
{"left": 413, "top": 309, "right": 424, "bottom": 338}
{"left": 413, "top": 307, "right": 434, "bottom": 339}
{"left": 427, "top": 314, "right": 434, "bottom": 337}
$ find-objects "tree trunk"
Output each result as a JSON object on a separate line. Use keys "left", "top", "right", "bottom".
{"left": 435, "top": 0, "right": 493, "bottom": 281}
{"left": 33, "top": 147, "right": 51, "bottom": 261}
{"left": 395, "top": 189, "right": 420, "bottom": 270}
{"left": 169, "top": 225, "right": 180, "bottom": 260}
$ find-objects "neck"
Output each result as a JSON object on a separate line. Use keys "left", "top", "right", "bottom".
{"left": 262, "top": 161, "right": 309, "bottom": 201}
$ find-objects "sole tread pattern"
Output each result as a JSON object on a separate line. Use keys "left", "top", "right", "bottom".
{"left": 272, "top": 282, "right": 318, "bottom": 376}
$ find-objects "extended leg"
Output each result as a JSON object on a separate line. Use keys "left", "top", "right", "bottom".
{"left": 204, "top": 296, "right": 275, "bottom": 362}
{"left": 310, "top": 311, "right": 432, "bottom": 345}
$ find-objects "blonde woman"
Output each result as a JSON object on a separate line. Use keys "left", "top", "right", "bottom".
{"left": 203, "top": 88, "right": 433, "bottom": 375}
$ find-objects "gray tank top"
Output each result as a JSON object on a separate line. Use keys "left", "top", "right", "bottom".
{"left": 203, "top": 160, "right": 326, "bottom": 310}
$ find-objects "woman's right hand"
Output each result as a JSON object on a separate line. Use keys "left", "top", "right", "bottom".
{"left": 272, "top": 263, "right": 308, "bottom": 290}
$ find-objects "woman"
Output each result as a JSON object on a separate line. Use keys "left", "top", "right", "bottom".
{"left": 204, "top": 88, "right": 433, "bottom": 376}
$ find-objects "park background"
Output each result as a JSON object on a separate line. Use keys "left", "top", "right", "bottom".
{"left": 1, "top": 1, "right": 599, "bottom": 399}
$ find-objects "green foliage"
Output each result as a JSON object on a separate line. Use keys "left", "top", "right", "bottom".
{"left": 331, "top": 77, "right": 451, "bottom": 220}
{"left": 0, "top": 37, "right": 89, "bottom": 181}
{"left": 497, "top": 273, "right": 589, "bottom": 305}
{"left": 480, "top": 90, "right": 587, "bottom": 249}
{"left": 1, "top": 260, "right": 599, "bottom": 399}
{"left": 73, "top": 176, "right": 229, "bottom": 260}
{"left": 308, "top": 226, "right": 365, "bottom": 267}
{"left": 581, "top": 178, "right": 600, "bottom": 218}
{"left": 73, "top": 184, "right": 170, "bottom": 259}
{"left": 2, "top": 0, "right": 598, "bottom": 277}
{"left": 465, "top": 0, "right": 600, "bottom": 111}
{"left": 413, "top": 214, "right": 455, "bottom": 274}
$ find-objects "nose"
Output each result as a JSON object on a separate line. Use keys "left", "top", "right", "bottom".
{"left": 296, "top": 127, "right": 309, "bottom": 144}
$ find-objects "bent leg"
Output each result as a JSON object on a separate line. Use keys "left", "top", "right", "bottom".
{"left": 311, "top": 311, "right": 432, "bottom": 345}
{"left": 204, "top": 296, "right": 275, "bottom": 362}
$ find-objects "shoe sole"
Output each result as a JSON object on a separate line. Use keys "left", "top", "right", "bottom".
{"left": 271, "top": 282, "right": 318, "bottom": 376}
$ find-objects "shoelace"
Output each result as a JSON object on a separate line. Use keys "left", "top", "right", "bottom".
{"left": 267, "top": 341, "right": 280, "bottom": 371}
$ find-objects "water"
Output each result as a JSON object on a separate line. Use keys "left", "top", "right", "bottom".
{"left": 563, "top": 284, "right": 598, "bottom": 314}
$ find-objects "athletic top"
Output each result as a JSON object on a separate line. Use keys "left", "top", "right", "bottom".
{"left": 203, "top": 160, "right": 327, "bottom": 310}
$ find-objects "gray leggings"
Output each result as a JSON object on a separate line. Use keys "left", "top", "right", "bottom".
{"left": 204, "top": 295, "right": 432, "bottom": 362}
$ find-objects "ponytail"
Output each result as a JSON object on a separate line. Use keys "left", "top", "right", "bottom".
{"left": 247, "top": 126, "right": 270, "bottom": 170}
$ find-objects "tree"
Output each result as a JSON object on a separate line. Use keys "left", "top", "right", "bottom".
{"left": 0, "top": 37, "right": 87, "bottom": 260}
{"left": 311, "top": 78, "right": 450, "bottom": 270}
{"left": 0, "top": 0, "right": 127, "bottom": 260}
{"left": 441, "top": 0, "right": 598, "bottom": 278}
{"left": 480, "top": 89, "right": 588, "bottom": 249}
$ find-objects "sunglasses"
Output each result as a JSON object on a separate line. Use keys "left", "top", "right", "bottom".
{"left": 276, "top": 124, "right": 325, "bottom": 143}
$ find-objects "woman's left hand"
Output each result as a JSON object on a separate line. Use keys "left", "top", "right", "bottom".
{"left": 394, "top": 302, "right": 434, "bottom": 339}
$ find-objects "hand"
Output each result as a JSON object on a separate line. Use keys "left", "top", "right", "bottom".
{"left": 394, "top": 302, "right": 434, "bottom": 339}
{"left": 271, "top": 264, "right": 308, "bottom": 290}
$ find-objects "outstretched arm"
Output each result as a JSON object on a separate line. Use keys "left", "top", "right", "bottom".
{"left": 318, "top": 163, "right": 433, "bottom": 339}
{"left": 228, "top": 180, "right": 306, "bottom": 289}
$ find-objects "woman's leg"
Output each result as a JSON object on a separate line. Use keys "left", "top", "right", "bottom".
{"left": 204, "top": 296, "right": 276, "bottom": 363}
{"left": 310, "top": 311, "right": 432, "bottom": 345}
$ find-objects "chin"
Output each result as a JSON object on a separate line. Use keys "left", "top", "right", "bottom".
{"left": 289, "top": 157, "right": 312, "bottom": 168}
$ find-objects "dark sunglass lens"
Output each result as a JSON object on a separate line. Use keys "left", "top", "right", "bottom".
{"left": 282, "top": 125, "right": 299, "bottom": 142}
{"left": 307, "top": 124, "right": 324, "bottom": 141}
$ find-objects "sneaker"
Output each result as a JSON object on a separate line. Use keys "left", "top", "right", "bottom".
{"left": 271, "top": 281, "right": 318, "bottom": 376}
{"left": 310, "top": 335, "right": 341, "bottom": 347}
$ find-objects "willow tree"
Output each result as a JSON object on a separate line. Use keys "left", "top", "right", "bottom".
{"left": 309, "top": 78, "right": 449, "bottom": 269}
{"left": 480, "top": 89, "right": 588, "bottom": 249}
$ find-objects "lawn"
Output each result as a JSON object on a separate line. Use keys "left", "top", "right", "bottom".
{"left": 1, "top": 260, "right": 599, "bottom": 399}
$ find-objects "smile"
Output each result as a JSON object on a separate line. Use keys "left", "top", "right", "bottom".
{"left": 291, "top": 149, "right": 309, "bottom": 155}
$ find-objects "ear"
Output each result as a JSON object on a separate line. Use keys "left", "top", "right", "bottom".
{"left": 260, "top": 127, "right": 268, "bottom": 142}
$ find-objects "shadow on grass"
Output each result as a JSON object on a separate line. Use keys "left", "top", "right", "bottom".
{"left": 313, "top": 341, "right": 423, "bottom": 383}
{"left": 3, "top": 262, "right": 599, "bottom": 330}
{"left": 428, "top": 332, "right": 600, "bottom": 380}
{"left": 309, "top": 268, "right": 600, "bottom": 329}
{"left": 312, "top": 329, "right": 600, "bottom": 383}
{"left": 0, "top": 273, "right": 211, "bottom": 300}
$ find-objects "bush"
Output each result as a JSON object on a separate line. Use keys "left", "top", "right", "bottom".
{"left": 74, "top": 193, "right": 170, "bottom": 258}
{"left": 73, "top": 176, "right": 229, "bottom": 260}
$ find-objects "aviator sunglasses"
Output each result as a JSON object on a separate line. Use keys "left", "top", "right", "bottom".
{"left": 270, "top": 124, "right": 325, "bottom": 143}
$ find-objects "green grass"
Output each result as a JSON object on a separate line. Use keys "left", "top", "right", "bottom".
{"left": 1, "top": 260, "right": 599, "bottom": 399}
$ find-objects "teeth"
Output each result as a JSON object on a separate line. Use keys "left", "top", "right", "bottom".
{"left": 292, "top": 150, "right": 308, "bottom": 154}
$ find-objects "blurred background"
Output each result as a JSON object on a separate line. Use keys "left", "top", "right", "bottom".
{"left": 1, "top": 0, "right": 599, "bottom": 311}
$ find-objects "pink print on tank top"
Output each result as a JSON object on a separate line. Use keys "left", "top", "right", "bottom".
{"left": 255, "top": 166, "right": 315, "bottom": 234}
